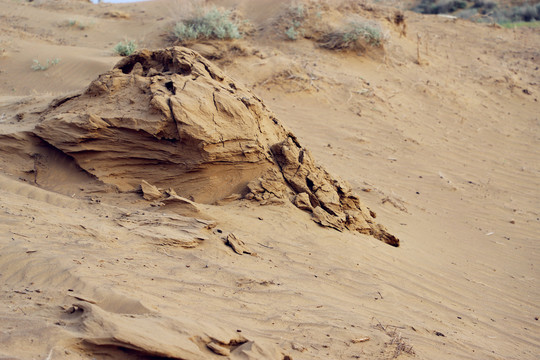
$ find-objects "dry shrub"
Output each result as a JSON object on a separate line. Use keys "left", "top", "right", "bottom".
{"left": 373, "top": 321, "right": 415, "bottom": 359}
{"left": 276, "top": 1, "right": 389, "bottom": 53}
{"left": 386, "top": 327, "right": 416, "bottom": 358}
{"left": 171, "top": 7, "right": 241, "bottom": 44}
{"left": 318, "top": 17, "right": 389, "bottom": 51}
{"left": 166, "top": 0, "right": 251, "bottom": 45}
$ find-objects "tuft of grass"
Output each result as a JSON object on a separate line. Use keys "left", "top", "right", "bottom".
{"left": 318, "top": 18, "right": 388, "bottom": 50}
{"left": 31, "top": 58, "right": 60, "bottom": 71}
{"left": 171, "top": 7, "right": 241, "bottom": 43}
{"left": 114, "top": 40, "right": 137, "bottom": 56}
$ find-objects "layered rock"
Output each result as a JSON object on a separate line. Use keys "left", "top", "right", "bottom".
{"left": 34, "top": 47, "right": 398, "bottom": 246}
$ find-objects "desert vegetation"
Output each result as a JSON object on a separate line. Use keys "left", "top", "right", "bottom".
{"left": 411, "top": 0, "right": 540, "bottom": 24}
{"left": 318, "top": 17, "right": 388, "bottom": 50}
{"left": 164, "top": 1, "right": 389, "bottom": 54}
{"left": 279, "top": 1, "right": 390, "bottom": 52}
{"left": 114, "top": 40, "right": 137, "bottom": 56}
{"left": 284, "top": 3, "right": 307, "bottom": 40}
{"left": 63, "top": 19, "right": 94, "bottom": 30}
{"left": 31, "top": 58, "right": 60, "bottom": 71}
{"left": 170, "top": 7, "right": 241, "bottom": 44}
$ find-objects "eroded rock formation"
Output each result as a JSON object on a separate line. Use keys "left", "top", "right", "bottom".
{"left": 34, "top": 47, "right": 398, "bottom": 246}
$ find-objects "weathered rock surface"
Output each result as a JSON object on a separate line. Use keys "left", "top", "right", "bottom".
{"left": 35, "top": 47, "right": 284, "bottom": 202}
{"left": 72, "top": 302, "right": 253, "bottom": 360}
{"left": 33, "top": 47, "right": 398, "bottom": 246}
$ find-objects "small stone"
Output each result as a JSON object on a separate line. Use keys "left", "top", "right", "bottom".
{"left": 226, "top": 233, "right": 251, "bottom": 255}
{"left": 291, "top": 342, "right": 307, "bottom": 352}
{"left": 140, "top": 180, "right": 162, "bottom": 201}
{"left": 351, "top": 337, "right": 370, "bottom": 343}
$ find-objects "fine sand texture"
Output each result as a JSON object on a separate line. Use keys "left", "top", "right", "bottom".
{"left": 0, "top": 0, "right": 539, "bottom": 359}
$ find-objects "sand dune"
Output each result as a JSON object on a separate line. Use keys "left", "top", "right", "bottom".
{"left": 0, "top": 0, "right": 539, "bottom": 359}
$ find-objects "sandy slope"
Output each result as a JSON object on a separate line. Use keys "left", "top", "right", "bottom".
{"left": 0, "top": 0, "right": 539, "bottom": 359}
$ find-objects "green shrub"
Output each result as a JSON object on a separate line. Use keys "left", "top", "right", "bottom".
{"left": 171, "top": 7, "right": 241, "bottom": 43}
{"left": 472, "top": 0, "right": 496, "bottom": 11}
{"left": 457, "top": 8, "right": 479, "bottom": 20}
{"left": 412, "top": 0, "right": 539, "bottom": 24}
{"left": 283, "top": 2, "right": 308, "bottom": 41}
{"left": 285, "top": 26, "right": 299, "bottom": 40}
{"left": 511, "top": 4, "right": 540, "bottom": 22}
{"left": 114, "top": 40, "right": 137, "bottom": 56}
{"left": 31, "top": 58, "right": 60, "bottom": 71}
{"left": 414, "top": 0, "right": 468, "bottom": 14}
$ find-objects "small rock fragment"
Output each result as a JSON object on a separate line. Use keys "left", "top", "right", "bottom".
{"left": 140, "top": 180, "right": 162, "bottom": 201}
{"left": 160, "top": 188, "right": 201, "bottom": 213}
{"left": 226, "top": 233, "right": 252, "bottom": 255}
{"left": 206, "top": 341, "right": 230, "bottom": 356}
{"left": 291, "top": 342, "right": 307, "bottom": 352}
{"left": 351, "top": 337, "right": 370, "bottom": 343}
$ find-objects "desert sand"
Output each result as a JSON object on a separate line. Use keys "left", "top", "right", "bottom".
{"left": 0, "top": 0, "right": 538, "bottom": 359}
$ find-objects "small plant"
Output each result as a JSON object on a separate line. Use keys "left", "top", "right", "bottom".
{"left": 283, "top": 3, "right": 307, "bottom": 41}
{"left": 171, "top": 7, "right": 241, "bottom": 43}
{"left": 31, "top": 58, "right": 60, "bottom": 71}
{"left": 114, "top": 40, "right": 137, "bottom": 56}
{"left": 65, "top": 19, "right": 93, "bottom": 30}
{"left": 285, "top": 26, "right": 299, "bottom": 40}
{"left": 319, "top": 18, "right": 388, "bottom": 51}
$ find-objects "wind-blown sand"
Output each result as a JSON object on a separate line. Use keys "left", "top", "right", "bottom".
{"left": 0, "top": 0, "right": 538, "bottom": 359}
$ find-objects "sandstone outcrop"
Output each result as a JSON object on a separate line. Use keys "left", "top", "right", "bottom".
{"left": 34, "top": 47, "right": 398, "bottom": 246}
